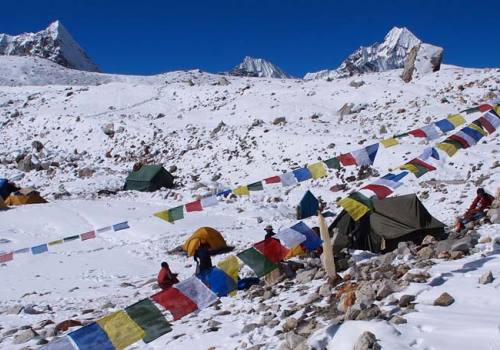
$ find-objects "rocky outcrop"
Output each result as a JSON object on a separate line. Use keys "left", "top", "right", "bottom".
{"left": 229, "top": 56, "right": 291, "bottom": 79}
{"left": 402, "top": 43, "right": 443, "bottom": 82}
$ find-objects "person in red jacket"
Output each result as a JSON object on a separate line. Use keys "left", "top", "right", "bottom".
{"left": 455, "top": 188, "right": 494, "bottom": 231}
{"left": 157, "top": 262, "right": 179, "bottom": 290}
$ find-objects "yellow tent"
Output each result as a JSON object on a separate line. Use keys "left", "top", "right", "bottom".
{"left": 5, "top": 188, "right": 47, "bottom": 206}
{"left": 182, "top": 227, "right": 228, "bottom": 257}
{"left": 0, "top": 196, "right": 7, "bottom": 210}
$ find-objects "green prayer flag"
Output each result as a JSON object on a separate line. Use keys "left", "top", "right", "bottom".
{"left": 323, "top": 157, "right": 341, "bottom": 170}
{"left": 248, "top": 181, "right": 264, "bottom": 191}
{"left": 237, "top": 247, "right": 278, "bottom": 277}
{"left": 443, "top": 139, "right": 464, "bottom": 150}
{"left": 168, "top": 206, "right": 184, "bottom": 223}
{"left": 125, "top": 299, "right": 172, "bottom": 343}
{"left": 63, "top": 235, "right": 80, "bottom": 242}
{"left": 349, "top": 192, "right": 374, "bottom": 211}
{"left": 394, "top": 132, "right": 409, "bottom": 138}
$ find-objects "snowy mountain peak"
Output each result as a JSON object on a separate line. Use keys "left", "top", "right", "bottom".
{"left": 229, "top": 56, "right": 292, "bottom": 79}
{"left": 304, "top": 26, "right": 433, "bottom": 80}
{"left": 0, "top": 20, "right": 99, "bottom": 72}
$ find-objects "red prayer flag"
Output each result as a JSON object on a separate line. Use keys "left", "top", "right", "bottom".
{"left": 409, "top": 158, "right": 436, "bottom": 171}
{"left": 264, "top": 176, "right": 281, "bottom": 184}
{"left": 409, "top": 129, "right": 426, "bottom": 138}
{"left": 448, "top": 134, "right": 470, "bottom": 148}
{"left": 151, "top": 287, "right": 198, "bottom": 320}
{"left": 479, "top": 116, "right": 495, "bottom": 134}
{"left": 362, "top": 184, "right": 393, "bottom": 200}
{"left": 185, "top": 200, "right": 203, "bottom": 212}
{"left": 253, "top": 238, "right": 289, "bottom": 263}
{"left": 338, "top": 153, "right": 356, "bottom": 166}
{"left": 0, "top": 252, "right": 13, "bottom": 263}
{"left": 81, "top": 231, "right": 96, "bottom": 241}
{"left": 479, "top": 104, "right": 493, "bottom": 112}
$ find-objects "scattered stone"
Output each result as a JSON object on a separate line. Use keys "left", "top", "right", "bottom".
{"left": 241, "top": 323, "right": 259, "bottom": 333}
{"left": 356, "top": 305, "right": 380, "bottom": 321}
{"left": 417, "top": 246, "right": 434, "bottom": 260}
{"left": 434, "top": 292, "right": 455, "bottom": 306}
{"left": 349, "top": 80, "right": 365, "bottom": 88}
{"left": 13, "top": 329, "right": 37, "bottom": 344}
{"left": 78, "top": 167, "right": 94, "bottom": 178}
{"left": 282, "top": 317, "right": 298, "bottom": 332}
{"left": 272, "top": 117, "right": 287, "bottom": 125}
{"left": 398, "top": 295, "right": 416, "bottom": 307}
{"left": 101, "top": 123, "right": 115, "bottom": 137}
{"left": 31, "top": 140, "right": 44, "bottom": 152}
{"left": 284, "top": 332, "right": 307, "bottom": 349}
{"left": 6, "top": 305, "right": 24, "bottom": 315}
{"left": 354, "top": 331, "right": 381, "bottom": 350}
{"left": 479, "top": 271, "right": 494, "bottom": 284}
{"left": 296, "top": 268, "right": 317, "bottom": 284}
{"left": 421, "top": 235, "right": 437, "bottom": 246}
{"left": 390, "top": 315, "right": 408, "bottom": 324}
{"left": 375, "top": 280, "right": 394, "bottom": 300}
{"left": 56, "top": 320, "right": 82, "bottom": 333}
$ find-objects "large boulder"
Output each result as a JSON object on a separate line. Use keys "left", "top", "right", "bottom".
{"left": 402, "top": 43, "right": 443, "bottom": 82}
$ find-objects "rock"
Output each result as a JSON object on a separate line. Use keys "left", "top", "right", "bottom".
{"left": 55, "top": 320, "right": 82, "bottom": 333}
{"left": 356, "top": 305, "right": 380, "bottom": 321}
{"left": 398, "top": 295, "right": 416, "bottom": 307}
{"left": 31, "top": 140, "right": 44, "bottom": 152}
{"left": 349, "top": 80, "right": 365, "bottom": 88}
{"left": 101, "top": 123, "right": 115, "bottom": 137}
{"left": 168, "top": 165, "right": 178, "bottom": 173}
{"left": 2, "top": 328, "right": 18, "bottom": 337}
{"left": 421, "top": 235, "right": 437, "bottom": 246}
{"left": 375, "top": 280, "right": 394, "bottom": 300}
{"left": 318, "top": 283, "right": 332, "bottom": 297}
{"left": 24, "top": 305, "right": 46, "bottom": 315}
{"left": 13, "top": 329, "right": 37, "bottom": 344}
{"left": 262, "top": 290, "right": 273, "bottom": 300}
{"left": 450, "top": 251, "right": 464, "bottom": 260}
{"left": 272, "top": 117, "right": 287, "bottom": 125}
{"left": 401, "top": 43, "right": 443, "bottom": 82}
{"left": 354, "top": 331, "right": 381, "bottom": 350}
{"left": 450, "top": 238, "right": 472, "bottom": 253}
{"left": 344, "top": 306, "right": 361, "bottom": 320}
{"left": 241, "top": 323, "right": 259, "bottom": 333}
{"left": 17, "top": 154, "right": 38, "bottom": 172}
{"left": 296, "top": 268, "right": 318, "bottom": 284}
{"left": 434, "top": 292, "right": 455, "bottom": 306}
{"left": 282, "top": 317, "right": 298, "bottom": 332}
{"left": 403, "top": 271, "right": 430, "bottom": 283}
{"left": 337, "top": 291, "right": 356, "bottom": 313}
{"left": 355, "top": 283, "right": 375, "bottom": 308}
{"left": 390, "top": 315, "right": 407, "bottom": 324}
{"left": 479, "top": 271, "right": 494, "bottom": 284}
{"left": 285, "top": 332, "right": 307, "bottom": 349}
{"left": 417, "top": 246, "right": 434, "bottom": 260}
{"left": 78, "top": 167, "right": 94, "bottom": 178}
{"left": 6, "top": 305, "right": 24, "bottom": 315}
{"left": 401, "top": 45, "right": 419, "bottom": 83}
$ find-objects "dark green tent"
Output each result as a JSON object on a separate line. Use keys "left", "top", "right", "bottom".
{"left": 329, "top": 194, "right": 445, "bottom": 253}
{"left": 124, "top": 165, "right": 174, "bottom": 192}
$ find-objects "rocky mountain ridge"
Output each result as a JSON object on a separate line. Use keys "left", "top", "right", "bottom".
{"left": 229, "top": 56, "right": 292, "bottom": 79}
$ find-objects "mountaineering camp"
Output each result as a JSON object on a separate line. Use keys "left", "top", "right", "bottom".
{"left": 1, "top": 100, "right": 499, "bottom": 349}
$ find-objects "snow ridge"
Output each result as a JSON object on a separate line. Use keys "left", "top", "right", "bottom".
{"left": 0, "top": 20, "right": 99, "bottom": 72}
{"left": 229, "top": 56, "right": 292, "bottom": 79}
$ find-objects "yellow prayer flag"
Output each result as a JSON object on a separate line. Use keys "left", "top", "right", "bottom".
{"left": 447, "top": 114, "right": 466, "bottom": 127}
{"left": 153, "top": 210, "right": 169, "bottom": 222}
{"left": 495, "top": 105, "right": 500, "bottom": 115}
{"left": 48, "top": 239, "right": 64, "bottom": 246}
{"left": 284, "top": 245, "right": 305, "bottom": 260}
{"left": 400, "top": 163, "right": 419, "bottom": 174}
{"left": 218, "top": 255, "right": 240, "bottom": 282}
{"left": 468, "top": 123, "right": 487, "bottom": 136}
{"left": 338, "top": 197, "right": 370, "bottom": 221}
{"left": 436, "top": 142, "right": 458, "bottom": 157}
{"left": 380, "top": 138, "right": 398, "bottom": 148}
{"left": 233, "top": 185, "right": 249, "bottom": 196}
{"left": 307, "top": 162, "right": 327, "bottom": 179}
{"left": 97, "top": 310, "right": 145, "bottom": 350}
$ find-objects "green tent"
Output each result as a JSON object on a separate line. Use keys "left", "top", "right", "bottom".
{"left": 124, "top": 165, "right": 174, "bottom": 192}
{"left": 329, "top": 194, "right": 445, "bottom": 253}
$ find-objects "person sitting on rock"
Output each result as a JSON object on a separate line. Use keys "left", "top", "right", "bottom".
{"left": 455, "top": 188, "right": 494, "bottom": 231}
{"left": 194, "top": 244, "right": 213, "bottom": 274}
{"left": 157, "top": 262, "right": 179, "bottom": 290}
{"left": 264, "top": 225, "right": 276, "bottom": 240}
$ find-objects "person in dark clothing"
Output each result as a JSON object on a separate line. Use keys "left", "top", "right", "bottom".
{"left": 264, "top": 225, "right": 276, "bottom": 240}
{"left": 157, "top": 262, "right": 179, "bottom": 290}
{"left": 455, "top": 188, "right": 494, "bottom": 231}
{"left": 194, "top": 244, "right": 213, "bottom": 274}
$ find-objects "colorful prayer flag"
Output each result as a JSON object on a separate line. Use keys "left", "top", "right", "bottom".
{"left": 197, "top": 267, "right": 237, "bottom": 297}
{"left": 323, "top": 157, "right": 341, "bottom": 169}
{"left": 167, "top": 206, "right": 184, "bottom": 223}
{"left": 96, "top": 310, "right": 145, "bottom": 350}
{"left": 409, "top": 129, "right": 426, "bottom": 138}
{"left": 248, "top": 181, "right": 264, "bottom": 191}
{"left": 151, "top": 287, "right": 198, "bottom": 321}
{"left": 307, "top": 162, "right": 328, "bottom": 179}
{"left": 421, "top": 124, "right": 440, "bottom": 140}
{"left": 217, "top": 189, "right": 232, "bottom": 197}
{"left": 382, "top": 172, "right": 408, "bottom": 182}
{"left": 125, "top": 299, "right": 172, "bottom": 344}
{"left": 447, "top": 114, "right": 466, "bottom": 127}
{"left": 0, "top": 252, "right": 13, "bottom": 263}
{"left": 233, "top": 185, "right": 250, "bottom": 196}
{"left": 69, "top": 323, "right": 114, "bottom": 350}
{"left": 113, "top": 221, "right": 129, "bottom": 232}
{"left": 479, "top": 104, "right": 493, "bottom": 112}
{"left": 289, "top": 222, "right": 322, "bottom": 251}
{"left": 254, "top": 238, "right": 290, "bottom": 263}
{"left": 153, "top": 210, "right": 169, "bottom": 223}
{"left": 461, "top": 126, "right": 484, "bottom": 142}
{"left": 217, "top": 255, "right": 240, "bottom": 283}
{"left": 361, "top": 184, "right": 393, "bottom": 199}
{"left": 293, "top": 167, "right": 312, "bottom": 182}
{"left": 81, "top": 231, "right": 96, "bottom": 241}
{"left": 237, "top": 247, "right": 278, "bottom": 277}
{"left": 174, "top": 276, "right": 218, "bottom": 309}
{"left": 185, "top": 200, "right": 203, "bottom": 212}
{"left": 40, "top": 336, "right": 77, "bottom": 350}
{"left": 338, "top": 192, "right": 373, "bottom": 221}
{"left": 264, "top": 176, "right": 281, "bottom": 184}
{"left": 365, "top": 143, "right": 379, "bottom": 163}
{"left": 31, "top": 244, "right": 48, "bottom": 255}
{"left": 468, "top": 122, "right": 487, "bottom": 136}
{"left": 280, "top": 172, "right": 298, "bottom": 186}
{"left": 96, "top": 226, "right": 112, "bottom": 233}
{"left": 48, "top": 239, "right": 64, "bottom": 246}
{"left": 201, "top": 196, "right": 218, "bottom": 207}
{"left": 275, "top": 228, "right": 307, "bottom": 249}
{"left": 351, "top": 148, "right": 371, "bottom": 166}
{"left": 436, "top": 142, "right": 459, "bottom": 157}
{"left": 478, "top": 116, "right": 496, "bottom": 134}
{"left": 380, "top": 138, "right": 398, "bottom": 148}
{"left": 434, "top": 118, "right": 455, "bottom": 133}
{"left": 13, "top": 247, "right": 30, "bottom": 254}
{"left": 448, "top": 134, "right": 471, "bottom": 148}
{"left": 338, "top": 153, "right": 356, "bottom": 166}
{"left": 63, "top": 235, "right": 79, "bottom": 242}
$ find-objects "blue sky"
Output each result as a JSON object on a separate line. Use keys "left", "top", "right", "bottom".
{"left": 1, "top": 0, "right": 498, "bottom": 76}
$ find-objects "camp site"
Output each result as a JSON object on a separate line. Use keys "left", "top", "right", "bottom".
{"left": 0, "top": 4, "right": 500, "bottom": 350}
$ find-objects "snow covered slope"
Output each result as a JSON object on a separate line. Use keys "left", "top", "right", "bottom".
{"left": 0, "top": 21, "right": 99, "bottom": 72}
{"left": 0, "top": 53, "right": 499, "bottom": 350}
{"left": 305, "top": 27, "right": 441, "bottom": 80}
{"left": 229, "top": 56, "right": 292, "bottom": 78}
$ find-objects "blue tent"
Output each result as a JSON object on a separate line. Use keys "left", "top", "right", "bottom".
{"left": 296, "top": 190, "right": 319, "bottom": 220}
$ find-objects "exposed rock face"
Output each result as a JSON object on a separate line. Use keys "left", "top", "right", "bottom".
{"left": 229, "top": 56, "right": 292, "bottom": 79}
{"left": 0, "top": 21, "right": 99, "bottom": 72}
{"left": 402, "top": 43, "right": 443, "bottom": 82}
{"left": 304, "top": 27, "right": 442, "bottom": 80}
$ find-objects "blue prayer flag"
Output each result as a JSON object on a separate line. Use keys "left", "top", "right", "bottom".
{"left": 69, "top": 323, "right": 114, "bottom": 350}
{"left": 112, "top": 221, "right": 129, "bottom": 232}
{"left": 31, "top": 244, "right": 48, "bottom": 255}
{"left": 365, "top": 143, "right": 379, "bottom": 163}
{"left": 293, "top": 167, "right": 312, "bottom": 182}
{"left": 431, "top": 148, "right": 440, "bottom": 160}
{"left": 290, "top": 222, "right": 322, "bottom": 251}
{"left": 382, "top": 172, "right": 408, "bottom": 182}
{"left": 197, "top": 267, "right": 237, "bottom": 297}
{"left": 217, "top": 189, "right": 232, "bottom": 197}
{"left": 434, "top": 119, "right": 455, "bottom": 133}
{"left": 460, "top": 127, "right": 483, "bottom": 142}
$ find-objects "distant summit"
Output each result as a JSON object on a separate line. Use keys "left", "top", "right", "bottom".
{"left": 229, "top": 56, "right": 292, "bottom": 79}
{"left": 0, "top": 20, "right": 99, "bottom": 72}
{"left": 304, "top": 27, "right": 443, "bottom": 80}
